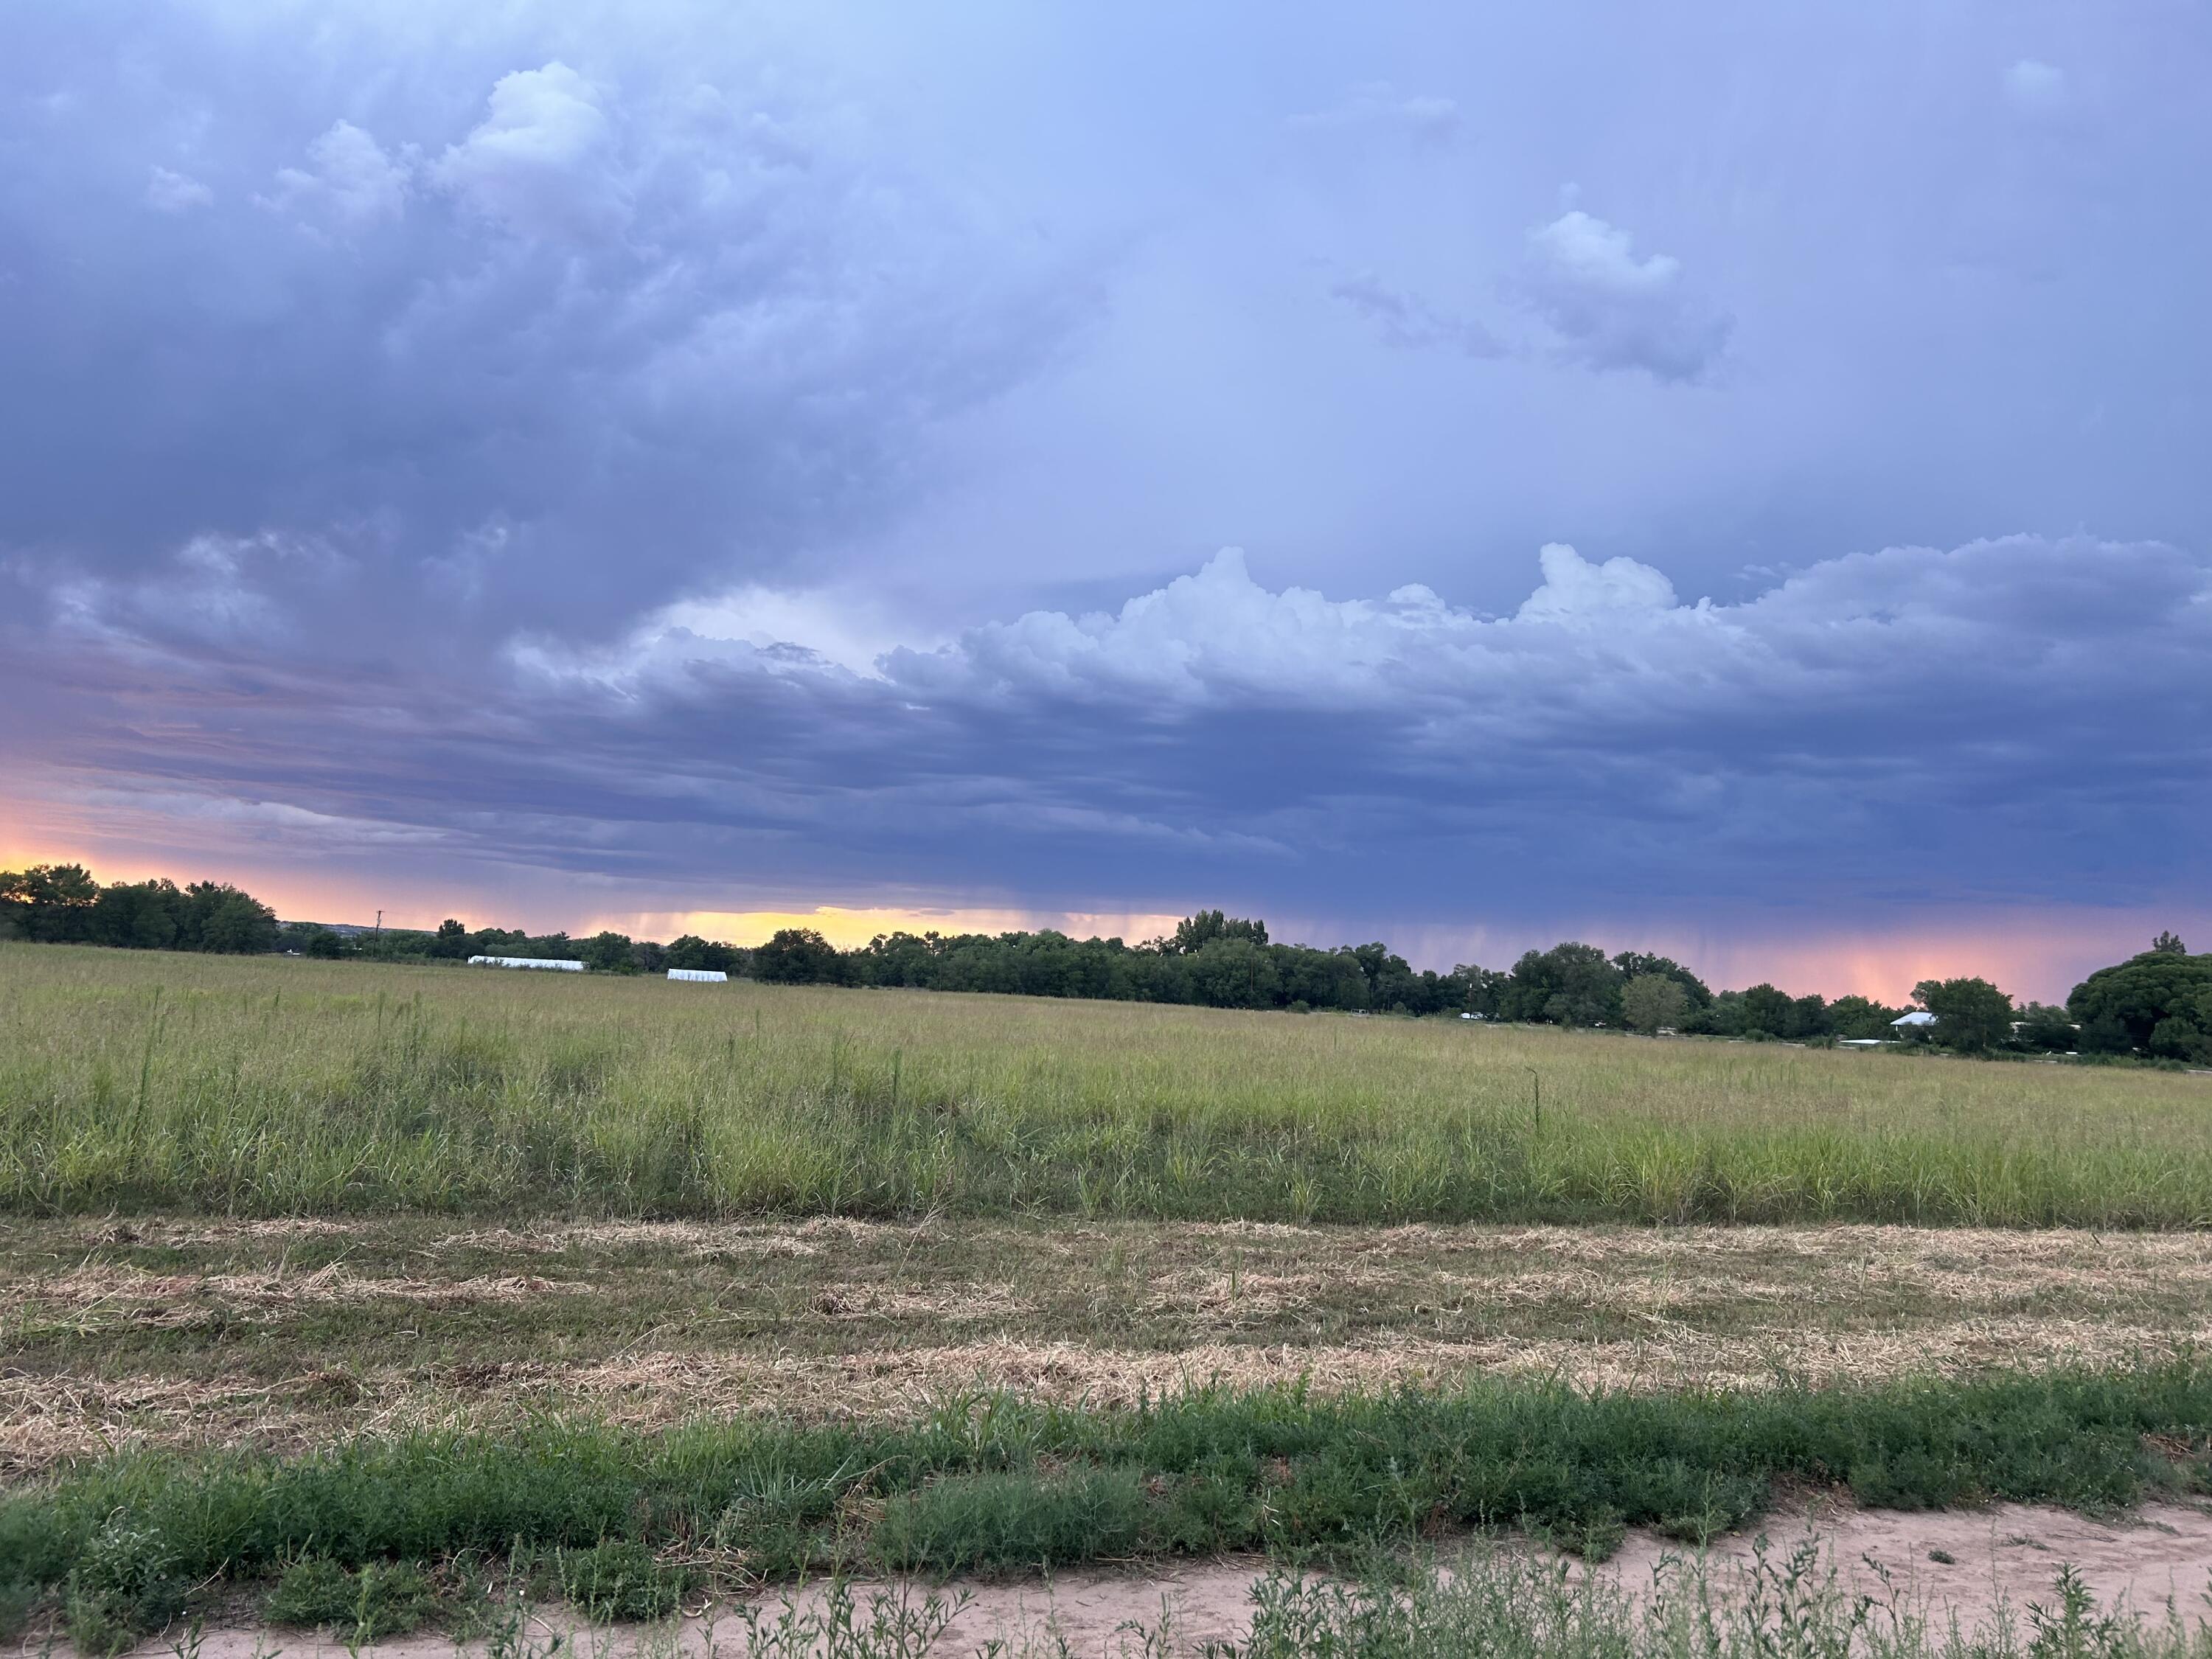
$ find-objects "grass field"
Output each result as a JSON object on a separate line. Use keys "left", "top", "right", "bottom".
{"left": 7, "top": 942, "right": 2212, "bottom": 1655}
{"left": 4, "top": 944, "right": 2210, "bottom": 1226}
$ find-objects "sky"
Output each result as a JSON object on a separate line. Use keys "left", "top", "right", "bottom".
{"left": 3, "top": 0, "right": 2208, "bottom": 1003}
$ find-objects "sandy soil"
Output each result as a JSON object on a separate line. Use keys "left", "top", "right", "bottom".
{"left": 64, "top": 1501, "right": 2212, "bottom": 1659}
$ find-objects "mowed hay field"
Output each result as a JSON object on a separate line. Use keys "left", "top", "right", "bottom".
{"left": 4, "top": 943, "right": 2211, "bottom": 1225}
{"left": 9, "top": 1214, "right": 2212, "bottom": 1476}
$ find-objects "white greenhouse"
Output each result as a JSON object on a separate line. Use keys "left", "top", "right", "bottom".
{"left": 667, "top": 968, "right": 728, "bottom": 984}
{"left": 468, "top": 956, "right": 585, "bottom": 972}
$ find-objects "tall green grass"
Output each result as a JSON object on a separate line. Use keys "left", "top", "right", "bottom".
{"left": 4, "top": 944, "right": 2211, "bottom": 1224}
{"left": 4, "top": 1364, "right": 2210, "bottom": 1642}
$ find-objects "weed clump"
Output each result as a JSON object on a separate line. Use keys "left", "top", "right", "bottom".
{"left": 64, "top": 1515, "right": 187, "bottom": 1655}
{"left": 553, "top": 1540, "right": 691, "bottom": 1622}
{"left": 0, "top": 1577, "right": 40, "bottom": 1644}
{"left": 264, "top": 1557, "right": 437, "bottom": 1640}
{"left": 872, "top": 1467, "right": 1149, "bottom": 1571}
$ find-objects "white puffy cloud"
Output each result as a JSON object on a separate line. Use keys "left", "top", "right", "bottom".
{"left": 431, "top": 62, "right": 621, "bottom": 240}
{"left": 260, "top": 120, "right": 410, "bottom": 232}
{"left": 849, "top": 534, "right": 2208, "bottom": 744}
{"left": 1514, "top": 543, "right": 1677, "bottom": 625}
{"left": 145, "top": 165, "right": 212, "bottom": 213}
{"left": 1520, "top": 210, "right": 1731, "bottom": 382}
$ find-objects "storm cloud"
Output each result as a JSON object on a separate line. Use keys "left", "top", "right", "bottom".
{"left": 10, "top": 533, "right": 2206, "bottom": 945}
{"left": 0, "top": 7, "right": 1087, "bottom": 648}
{"left": 4, "top": 0, "right": 2210, "bottom": 990}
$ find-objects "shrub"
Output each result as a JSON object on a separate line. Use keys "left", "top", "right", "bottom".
{"left": 872, "top": 1468, "right": 1148, "bottom": 1571}
{"left": 554, "top": 1540, "right": 691, "bottom": 1623}
{"left": 264, "top": 1558, "right": 437, "bottom": 1641}
{"left": 0, "top": 1578, "right": 40, "bottom": 1643}
{"left": 64, "top": 1517, "right": 186, "bottom": 1655}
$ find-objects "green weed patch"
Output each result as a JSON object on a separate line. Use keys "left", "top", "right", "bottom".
{"left": 4, "top": 1365, "right": 2211, "bottom": 1649}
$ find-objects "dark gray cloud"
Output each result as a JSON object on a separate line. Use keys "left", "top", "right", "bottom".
{"left": 5, "top": 0, "right": 2211, "bottom": 980}
{"left": 10, "top": 535, "right": 2205, "bottom": 939}
{"left": 0, "top": 10, "right": 1088, "bottom": 649}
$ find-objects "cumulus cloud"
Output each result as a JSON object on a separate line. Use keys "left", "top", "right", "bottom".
{"left": 260, "top": 120, "right": 411, "bottom": 231}
{"left": 19, "top": 530, "right": 2207, "bottom": 925}
{"left": 145, "top": 165, "right": 212, "bottom": 213}
{"left": 1329, "top": 274, "right": 1506, "bottom": 358}
{"left": 877, "top": 536, "right": 2208, "bottom": 726}
{"left": 9, "top": 529, "right": 2208, "bottom": 929}
{"left": 431, "top": 63, "right": 621, "bottom": 240}
{"left": 1288, "top": 82, "right": 1461, "bottom": 145}
{"left": 1514, "top": 543, "right": 1677, "bottom": 624}
{"left": 1519, "top": 210, "right": 1732, "bottom": 382}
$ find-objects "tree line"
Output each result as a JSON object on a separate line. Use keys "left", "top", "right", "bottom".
{"left": 5, "top": 866, "right": 2207, "bottom": 1062}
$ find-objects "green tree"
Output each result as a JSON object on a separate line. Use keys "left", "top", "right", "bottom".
{"left": 580, "top": 931, "right": 636, "bottom": 973}
{"left": 426, "top": 919, "right": 470, "bottom": 959}
{"left": 186, "top": 883, "right": 280, "bottom": 953}
{"left": 88, "top": 880, "right": 186, "bottom": 950}
{"left": 2067, "top": 948, "right": 2212, "bottom": 1057}
{"left": 2013, "top": 1002, "right": 2079, "bottom": 1052}
{"left": 1784, "top": 993, "right": 1830, "bottom": 1040}
{"left": 753, "top": 928, "right": 845, "bottom": 985}
{"left": 1825, "top": 995, "right": 1901, "bottom": 1040}
{"left": 1186, "top": 937, "right": 1279, "bottom": 1008}
{"left": 1738, "top": 984, "right": 1795, "bottom": 1038}
{"left": 285, "top": 924, "right": 346, "bottom": 959}
{"left": 1498, "top": 943, "right": 1624, "bottom": 1026}
{"left": 1620, "top": 973, "right": 1689, "bottom": 1034}
{"left": 1610, "top": 952, "right": 1713, "bottom": 1009}
{"left": 2152, "top": 930, "right": 2189, "bottom": 956}
{"left": 1912, "top": 976, "right": 2014, "bottom": 1053}
{"left": 665, "top": 934, "right": 737, "bottom": 973}
{"left": 0, "top": 863, "right": 100, "bottom": 941}
{"left": 2149, "top": 1009, "right": 2212, "bottom": 1062}
{"left": 1167, "top": 910, "right": 1270, "bottom": 953}
{"left": 1347, "top": 941, "right": 1428, "bottom": 1012}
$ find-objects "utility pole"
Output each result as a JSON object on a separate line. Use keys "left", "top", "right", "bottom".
{"left": 374, "top": 908, "right": 383, "bottom": 940}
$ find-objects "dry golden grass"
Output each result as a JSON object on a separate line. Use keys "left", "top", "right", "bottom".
{"left": 7, "top": 1217, "right": 2208, "bottom": 1475}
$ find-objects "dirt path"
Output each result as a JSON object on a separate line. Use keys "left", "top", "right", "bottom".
{"left": 65, "top": 1501, "right": 2212, "bottom": 1659}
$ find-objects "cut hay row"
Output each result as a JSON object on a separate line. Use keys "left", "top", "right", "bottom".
{"left": 7, "top": 1217, "right": 2211, "bottom": 1475}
